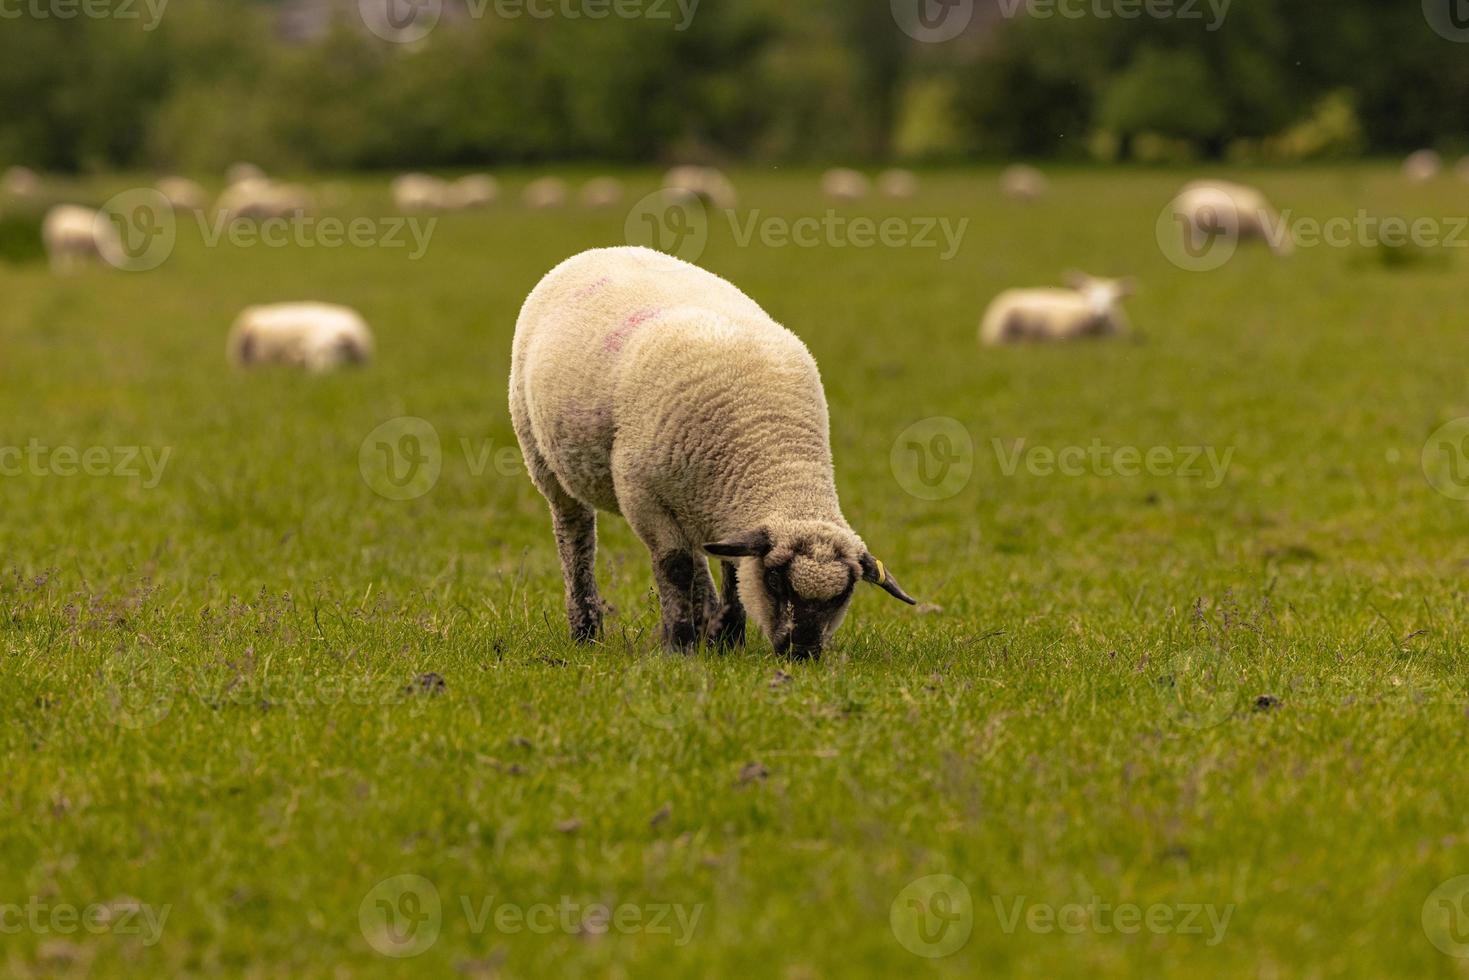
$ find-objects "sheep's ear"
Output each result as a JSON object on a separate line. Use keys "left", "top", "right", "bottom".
{"left": 859, "top": 553, "right": 917, "bottom": 605}
{"left": 1063, "top": 269, "right": 1090, "bottom": 289}
{"left": 704, "top": 529, "right": 771, "bottom": 559}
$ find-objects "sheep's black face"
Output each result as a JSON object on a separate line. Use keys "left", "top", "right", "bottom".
{"left": 706, "top": 522, "right": 916, "bottom": 658}
{"left": 756, "top": 557, "right": 857, "bottom": 659}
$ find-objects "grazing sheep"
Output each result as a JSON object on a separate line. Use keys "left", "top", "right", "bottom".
{"left": 980, "top": 272, "right": 1135, "bottom": 346}
{"left": 42, "top": 204, "right": 124, "bottom": 273}
{"left": 392, "top": 173, "right": 449, "bottom": 212}
{"left": 217, "top": 178, "right": 313, "bottom": 222}
{"left": 1000, "top": 164, "right": 1049, "bottom": 202}
{"left": 448, "top": 174, "right": 499, "bottom": 209}
{"left": 3, "top": 165, "right": 41, "bottom": 198}
{"left": 662, "top": 166, "right": 737, "bottom": 210}
{"left": 226, "top": 162, "right": 266, "bottom": 185}
{"left": 228, "top": 303, "right": 374, "bottom": 373}
{"left": 821, "top": 168, "right": 870, "bottom": 202}
{"left": 878, "top": 168, "right": 919, "bottom": 200}
{"left": 523, "top": 177, "right": 569, "bottom": 210}
{"left": 157, "top": 176, "right": 208, "bottom": 212}
{"left": 1170, "top": 179, "right": 1292, "bottom": 256}
{"left": 510, "top": 246, "right": 917, "bottom": 655}
{"left": 580, "top": 177, "right": 624, "bottom": 209}
{"left": 1404, "top": 150, "right": 1443, "bottom": 183}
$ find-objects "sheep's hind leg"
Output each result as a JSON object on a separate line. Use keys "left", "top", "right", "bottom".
{"left": 551, "top": 500, "right": 603, "bottom": 643}
{"left": 706, "top": 560, "right": 746, "bottom": 648}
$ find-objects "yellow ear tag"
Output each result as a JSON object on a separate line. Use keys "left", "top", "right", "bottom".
{"left": 873, "top": 558, "right": 887, "bottom": 585}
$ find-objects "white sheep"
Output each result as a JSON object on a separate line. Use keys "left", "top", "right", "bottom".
{"left": 392, "top": 173, "right": 450, "bottom": 212}
{"left": 3, "top": 165, "right": 41, "bottom": 199}
{"left": 157, "top": 176, "right": 208, "bottom": 212}
{"left": 1404, "top": 149, "right": 1443, "bottom": 183}
{"left": 523, "top": 177, "right": 569, "bottom": 210}
{"left": 227, "top": 303, "right": 374, "bottom": 373}
{"left": 510, "top": 246, "right": 916, "bottom": 655}
{"left": 447, "top": 174, "right": 499, "bottom": 210}
{"left": 42, "top": 204, "right": 125, "bottom": 273}
{"left": 217, "top": 178, "right": 312, "bottom": 222}
{"left": 226, "top": 162, "right": 266, "bottom": 185}
{"left": 1000, "top": 164, "right": 1048, "bottom": 202}
{"left": 980, "top": 272, "right": 1135, "bottom": 346}
{"left": 821, "top": 168, "right": 870, "bottom": 202}
{"left": 580, "top": 177, "right": 624, "bottom": 209}
{"left": 878, "top": 168, "right": 919, "bottom": 200}
{"left": 1170, "top": 179, "right": 1292, "bottom": 256}
{"left": 662, "top": 166, "right": 737, "bottom": 210}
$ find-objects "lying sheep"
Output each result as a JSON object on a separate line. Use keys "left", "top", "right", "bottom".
{"left": 1170, "top": 179, "right": 1292, "bottom": 256}
{"left": 448, "top": 174, "right": 499, "bottom": 210}
{"left": 1404, "top": 149, "right": 1443, "bottom": 183}
{"left": 42, "top": 204, "right": 124, "bottom": 273}
{"left": 157, "top": 176, "right": 208, "bottom": 212}
{"left": 510, "top": 245, "right": 916, "bottom": 655}
{"left": 3, "top": 165, "right": 41, "bottom": 199}
{"left": 217, "top": 178, "right": 313, "bottom": 223}
{"left": 980, "top": 272, "right": 1135, "bottom": 346}
{"left": 227, "top": 303, "right": 374, "bottom": 373}
{"left": 392, "top": 173, "right": 449, "bottom": 212}
{"left": 227, "top": 162, "right": 265, "bottom": 185}
{"left": 1000, "top": 164, "right": 1048, "bottom": 202}
{"left": 523, "top": 177, "right": 568, "bottom": 210}
{"left": 663, "top": 166, "right": 737, "bottom": 210}
{"left": 821, "top": 168, "right": 870, "bottom": 202}
{"left": 878, "top": 168, "right": 919, "bottom": 200}
{"left": 581, "top": 177, "right": 624, "bottom": 209}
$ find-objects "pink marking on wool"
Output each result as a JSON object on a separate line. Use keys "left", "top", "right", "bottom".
{"left": 575, "top": 276, "right": 612, "bottom": 299}
{"left": 603, "top": 307, "right": 663, "bottom": 352}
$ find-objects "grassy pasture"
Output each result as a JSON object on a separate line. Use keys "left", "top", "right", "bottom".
{"left": 3, "top": 166, "right": 1469, "bottom": 977}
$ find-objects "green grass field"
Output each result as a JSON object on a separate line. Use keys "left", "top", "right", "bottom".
{"left": 4, "top": 166, "right": 1469, "bottom": 977}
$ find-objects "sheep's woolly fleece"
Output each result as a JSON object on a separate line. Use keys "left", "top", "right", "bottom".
{"left": 509, "top": 246, "right": 863, "bottom": 555}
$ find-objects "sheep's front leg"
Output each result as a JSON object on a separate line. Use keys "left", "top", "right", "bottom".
{"left": 706, "top": 560, "right": 746, "bottom": 648}
{"left": 652, "top": 550, "right": 718, "bottom": 651}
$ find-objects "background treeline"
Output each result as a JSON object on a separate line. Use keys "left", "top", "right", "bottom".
{"left": 3, "top": 0, "right": 1466, "bottom": 173}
